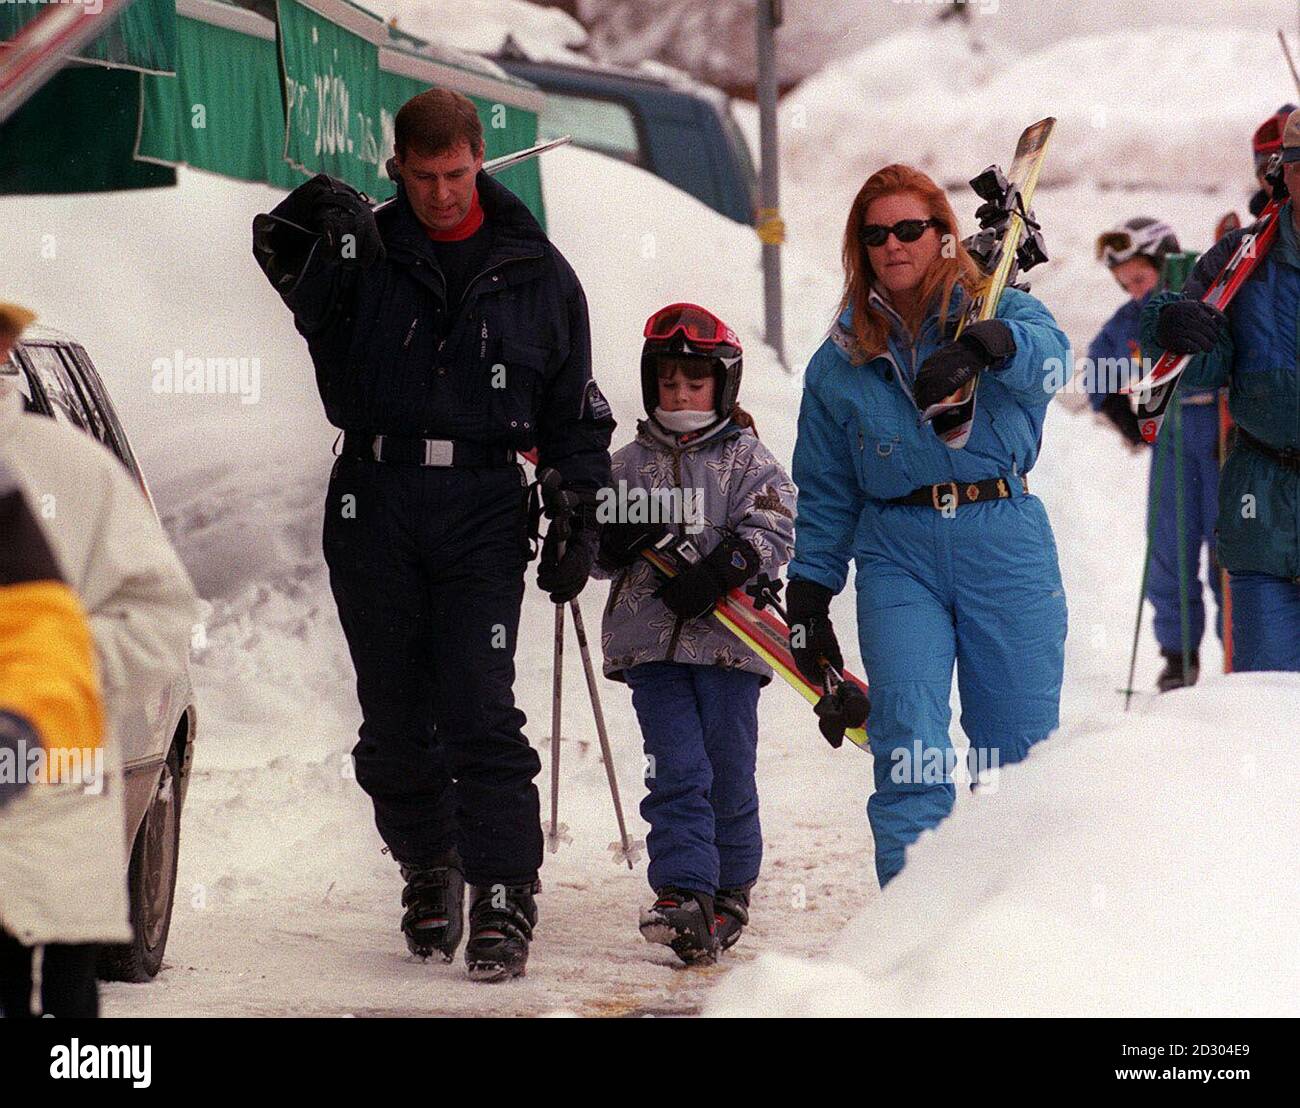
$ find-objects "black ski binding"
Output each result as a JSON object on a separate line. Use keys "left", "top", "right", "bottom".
{"left": 962, "top": 162, "right": 1049, "bottom": 279}
{"left": 745, "top": 572, "right": 785, "bottom": 614}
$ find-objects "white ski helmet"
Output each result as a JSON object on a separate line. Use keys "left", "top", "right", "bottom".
{"left": 1095, "top": 217, "right": 1181, "bottom": 270}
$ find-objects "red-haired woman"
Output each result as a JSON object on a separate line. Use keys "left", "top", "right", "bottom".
{"left": 785, "top": 164, "right": 1070, "bottom": 887}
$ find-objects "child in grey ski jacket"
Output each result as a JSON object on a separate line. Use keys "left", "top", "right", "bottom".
{"left": 592, "top": 302, "right": 795, "bottom": 964}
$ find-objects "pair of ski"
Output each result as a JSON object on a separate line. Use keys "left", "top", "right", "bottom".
{"left": 920, "top": 116, "right": 1056, "bottom": 447}
{"left": 638, "top": 535, "right": 872, "bottom": 750}
{"left": 1121, "top": 196, "right": 1283, "bottom": 441}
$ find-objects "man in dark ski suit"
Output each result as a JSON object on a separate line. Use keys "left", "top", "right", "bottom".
{"left": 252, "top": 88, "right": 614, "bottom": 980}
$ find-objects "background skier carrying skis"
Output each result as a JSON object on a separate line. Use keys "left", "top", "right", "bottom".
{"left": 784, "top": 163, "right": 1070, "bottom": 888}
{"left": 1141, "top": 108, "right": 1300, "bottom": 674}
{"left": 1087, "top": 217, "right": 1224, "bottom": 691}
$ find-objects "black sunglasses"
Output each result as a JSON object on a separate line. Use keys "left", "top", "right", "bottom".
{"left": 859, "top": 218, "right": 942, "bottom": 247}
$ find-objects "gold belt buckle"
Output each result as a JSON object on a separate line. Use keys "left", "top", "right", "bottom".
{"left": 931, "top": 481, "right": 959, "bottom": 511}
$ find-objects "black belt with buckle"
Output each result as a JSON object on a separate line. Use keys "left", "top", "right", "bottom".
{"left": 1237, "top": 428, "right": 1300, "bottom": 472}
{"left": 340, "top": 433, "right": 515, "bottom": 468}
{"left": 888, "top": 474, "right": 1029, "bottom": 510}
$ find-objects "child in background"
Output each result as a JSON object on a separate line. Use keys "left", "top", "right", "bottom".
{"left": 593, "top": 304, "right": 795, "bottom": 964}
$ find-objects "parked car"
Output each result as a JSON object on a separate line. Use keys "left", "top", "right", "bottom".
{"left": 491, "top": 47, "right": 759, "bottom": 226}
{"left": 1, "top": 327, "right": 196, "bottom": 982}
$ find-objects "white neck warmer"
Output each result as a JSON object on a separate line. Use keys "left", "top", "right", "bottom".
{"left": 653, "top": 406, "right": 719, "bottom": 434}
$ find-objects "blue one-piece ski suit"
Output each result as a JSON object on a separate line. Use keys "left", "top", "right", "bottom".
{"left": 789, "top": 286, "right": 1070, "bottom": 886}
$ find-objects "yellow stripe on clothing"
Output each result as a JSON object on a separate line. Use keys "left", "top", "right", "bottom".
{"left": 0, "top": 580, "right": 104, "bottom": 762}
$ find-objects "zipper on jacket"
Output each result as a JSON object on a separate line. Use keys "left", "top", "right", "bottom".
{"left": 665, "top": 449, "right": 687, "bottom": 662}
{"left": 403, "top": 317, "right": 418, "bottom": 349}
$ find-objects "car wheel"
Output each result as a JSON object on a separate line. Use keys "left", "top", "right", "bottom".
{"left": 98, "top": 742, "right": 183, "bottom": 983}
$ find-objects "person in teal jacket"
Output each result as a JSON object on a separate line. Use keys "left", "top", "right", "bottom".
{"left": 1140, "top": 109, "right": 1300, "bottom": 674}
{"left": 784, "top": 164, "right": 1070, "bottom": 887}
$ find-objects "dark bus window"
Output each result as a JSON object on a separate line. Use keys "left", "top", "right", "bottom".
{"left": 65, "top": 344, "right": 140, "bottom": 477}
{"left": 1, "top": 351, "right": 40, "bottom": 413}
{"left": 54, "top": 345, "right": 108, "bottom": 443}
{"left": 23, "top": 345, "right": 92, "bottom": 432}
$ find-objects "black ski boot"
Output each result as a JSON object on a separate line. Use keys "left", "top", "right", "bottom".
{"left": 399, "top": 854, "right": 465, "bottom": 962}
{"left": 464, "top": 881, "right": 539, "bottom": 982}
{"left": 639, "top": 887, "right": 718, "bottom": 965}
{"left": 714, "top": 884, "right": 753, "bottom": 952}
{"left": 1156, "top": 650, "right": 1199, "bottom": 693}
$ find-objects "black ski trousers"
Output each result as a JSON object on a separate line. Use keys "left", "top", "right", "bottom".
{"left": 324, "top": 458, "right": 543, "bottom": 886}
{"left": 0, "top": 929, "right": 99, "bottom": 1017}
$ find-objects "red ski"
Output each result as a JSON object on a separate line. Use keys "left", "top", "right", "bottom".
{"left": 640, "top": 538, "right": 871, "bottom": 750}
{"left": 1123, "top": 199, "right": 1282, "bottom": 442}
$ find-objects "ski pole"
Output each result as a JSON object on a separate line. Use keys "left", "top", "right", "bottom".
{"left": 1280, "top": 29, "right": 1300, "bottom": 97}
{"left": 569, "top": 601, "right": 641, "bottom": 869}
{"left": 539, "top": 469, "right": 574, "bottom": 853}
{"left": 537, "top": 467, "right": 641, "bottom": 867}
{"left": 545, "top": 601, "right": 570, "bottom": 853}
{"left": 1124, "top": 401, "right": 1175, "bottom": 709}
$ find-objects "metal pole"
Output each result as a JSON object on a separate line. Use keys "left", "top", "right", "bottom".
{"left": 569, "top": 602, "right": 641, "bottom": 869}
{"left": 545, "top": 603, "right": 570, "bottom": 852}
{"left": 755, "top": 0, "right": 787, "bottom": 369}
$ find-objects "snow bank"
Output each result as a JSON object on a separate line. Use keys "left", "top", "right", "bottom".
{"left": 706, "top": 674, "right": 1300, "bottom": 1017}
{"left": 371, "top": 0, "right": 588, "bottom": 57}
{"left": 783, "top": 24, "right": 1297, "bottom": 192}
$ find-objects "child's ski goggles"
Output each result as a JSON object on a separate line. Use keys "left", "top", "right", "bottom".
{"left": 1095, "top": 221, "right": 1174, "bottom": 267}
{"left": 858, "top": 218, "right": 942, "bottom": 247}
{"left": 643, "top": 303, "right": 738, "bottom": 348}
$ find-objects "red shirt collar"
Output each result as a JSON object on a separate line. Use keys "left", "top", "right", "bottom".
{"left": 424, "top": 188, "right": 485, "bottom": 242}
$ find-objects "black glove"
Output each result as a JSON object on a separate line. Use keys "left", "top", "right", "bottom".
{"left": 538, "top": 501, "right": 599, "bottom": 604}
{"left": 1098, "top": 392, "right": 1145, "bottom": 447}
{"left": 813, "top": 681, "right": 872, "bottom": 750}
{"left": 1154, "top": 299, "right": 1226, "bottom": 355}
{"left": 784, "top": 578, "right": 844, "bottom": 686}
{"left": 253, "top": 174, "right": 383, "bottom": 286}
{"left": 655, "top": 534, "right": 760, "bottom": 620}
{"left": 314, "top": 183, "right": 385, "bottom": 268}
{"left": 597, "top": 518, "right": 671, "bottom": 570}
{"left": 912, "top": 319, "right": 1016, "bottom": 411}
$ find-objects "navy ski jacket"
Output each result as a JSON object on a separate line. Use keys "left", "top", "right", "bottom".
{"left": 253, "top": 171, "right": 614, "bottom": 490}
{"left": 1140, "top": 202, "right": 1300, "bottom": 579}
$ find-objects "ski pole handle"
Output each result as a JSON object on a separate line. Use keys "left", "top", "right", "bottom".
{"left": 537, "top": 467, "right": 574, "bottom": 561}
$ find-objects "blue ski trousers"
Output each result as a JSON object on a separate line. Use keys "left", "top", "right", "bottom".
{"left": 624, "top": 662, "right": 763, "bottom": 896}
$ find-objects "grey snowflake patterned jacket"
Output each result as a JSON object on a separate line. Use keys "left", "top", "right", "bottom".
{"left": 592, "top": 418, "right": 796, "bottom": 682}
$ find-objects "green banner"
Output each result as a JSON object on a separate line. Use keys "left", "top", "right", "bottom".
{"left": 1, "top": 0, "right": 546, "bottom": 223}
{"left": 277, "top": 0, "right": 382, "bottom": 195}
{"left": 138, "top": 13, "right": 299, "bottom": 189}
{"left": 0, "top": 67, "right": 175, "bottom": 193}
{"left": 0, "top": 0, "right": 177, "bottom": 74}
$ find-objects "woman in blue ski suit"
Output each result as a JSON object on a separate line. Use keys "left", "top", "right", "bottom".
{"left": 785, "top": 164, "right": 1069, "bottom": 887}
